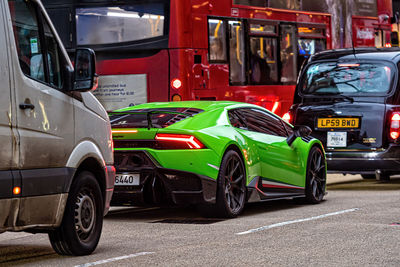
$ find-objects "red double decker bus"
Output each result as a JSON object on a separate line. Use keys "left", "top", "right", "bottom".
{"left": 43, "top": 0, "right": 331, "bottom": 115}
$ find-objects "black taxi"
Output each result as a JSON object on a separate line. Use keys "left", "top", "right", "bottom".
{"left": 288, "top": 48, "right": 400, "bottom": 180}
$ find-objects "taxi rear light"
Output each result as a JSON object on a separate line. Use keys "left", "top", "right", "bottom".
{"left": 389, "top": 112, "right": 400, "bottom": 141}
{"left": 390, "top": 131, "right": 400, "bottom": 139}
{"left": 155, "top": 133, "right": 205, "bottom": 149}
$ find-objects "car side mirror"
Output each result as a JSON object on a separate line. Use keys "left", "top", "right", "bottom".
{"left": 286, "top": 125, "right": 312, "bottom": 146}
{"left": 72, "top": 48, "right": 96, "bottom": 92}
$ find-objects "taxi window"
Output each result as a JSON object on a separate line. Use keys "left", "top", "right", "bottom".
{"left": 301, "top": 62, "right": 393, "bottom": 95}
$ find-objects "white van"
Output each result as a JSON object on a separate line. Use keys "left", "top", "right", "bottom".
{"left": 0, "top": 0, "right": 115, "bottom": 256}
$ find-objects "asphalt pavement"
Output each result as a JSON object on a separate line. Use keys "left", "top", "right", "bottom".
{"left": 1, "top": 174, "right": 400, "bottom": 266}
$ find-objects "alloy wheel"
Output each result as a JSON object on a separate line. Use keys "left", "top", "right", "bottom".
{"left": 223, "top": 154, "right": 246, "bottom": 213}
{"left": 308, "top": 148, "right": 326, "bottom": 201}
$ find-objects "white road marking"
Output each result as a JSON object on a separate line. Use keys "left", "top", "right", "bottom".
{"left": 236, "top": 208, "right": 359, "bottom": 235}
{"left": 75, "top": 252, "right": 155, "bottom": 267}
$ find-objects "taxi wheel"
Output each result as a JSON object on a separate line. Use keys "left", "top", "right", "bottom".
{"left": 48, "top": 171, "right": 103, "bottom": 256}
{"left": 305, "top": 146, "right": 326, "bottom": 204}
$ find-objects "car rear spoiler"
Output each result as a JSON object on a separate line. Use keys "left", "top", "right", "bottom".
{"left": 109, "top": 110, "right": 193, "bottom": 130}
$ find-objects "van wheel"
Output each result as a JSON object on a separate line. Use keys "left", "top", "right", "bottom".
{"left": 48, "top": 171, "right": 103, "bottom": 256}
{"left": 305, "top": 146, "right": 326, "bottom": 204}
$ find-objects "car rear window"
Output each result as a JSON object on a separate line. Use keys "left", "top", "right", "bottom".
{"left": 301, "top": 62, "right": 394, "bottom": 95}
{"left": 110, "top": 108, "right": 203, "bottom": 128}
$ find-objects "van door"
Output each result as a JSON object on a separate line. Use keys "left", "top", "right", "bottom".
{"left": 7, "top": 0, "right": 74, "bottom": 192}
{"left": 0, "top": 1, "right": 17, "bottom": 228}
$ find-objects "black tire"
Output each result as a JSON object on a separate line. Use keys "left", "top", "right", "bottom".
{"left": 361, "top": 174, "right": 375, "bottom": 179}
{"left": 200, "top": 150, "right": 246, "bottom": 218}
{"left": 48, "top": 171, "right": 104, "bottom": 256}
{"left": 305, "top": 146, "right": 326, "bottom": 204}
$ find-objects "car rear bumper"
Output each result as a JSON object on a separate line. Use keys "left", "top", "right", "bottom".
{"left": 111, "top": 151, "right": 217, "bottom": 206}
{"left": 326, "top": 144, "right": 400, "bottom": 174}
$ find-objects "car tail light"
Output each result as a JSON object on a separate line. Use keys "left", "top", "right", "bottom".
{"left": 282, "top": 112, "right": 292, "bottom": 124}
{"left": 155, "top": 133, "right": 205, "bottom": 149}
{"left": 390, "top": 112, "right": 400, "bottom": 140}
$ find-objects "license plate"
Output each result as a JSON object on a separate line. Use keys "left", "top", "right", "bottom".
{"left": 317, "top": 118, "right": 359, "bottom": 128}
{"left": 327, "top": 132, "right": 347, "bottom": 147}
{"left": 115, "top": 173, "right": 140, "bottom": 186}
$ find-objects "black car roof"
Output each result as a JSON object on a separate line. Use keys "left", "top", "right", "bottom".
{"left": 309, "top": 47, "right": 400, "bottom": 63}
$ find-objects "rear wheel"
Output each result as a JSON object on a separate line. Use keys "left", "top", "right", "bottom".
{"left": 200, "top": 150, "right": 246, "bottom": 218}
{"left": 48, "top": 171, "right": 103, "bottom": 256}
{"left": 305, "top": 146, "right": 326, "bottom": 204}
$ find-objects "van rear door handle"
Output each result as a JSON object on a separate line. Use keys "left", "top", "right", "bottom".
{"left": 19, "top": 103, "right": 35, "bottom": 110}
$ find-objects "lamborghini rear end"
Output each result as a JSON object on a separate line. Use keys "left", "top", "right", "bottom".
{"left": 109, "top": 106, "right": 220, "bottom": 206}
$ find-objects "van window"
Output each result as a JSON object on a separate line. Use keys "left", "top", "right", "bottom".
{"left": 9, "top": 0, "right": 45, "bottom": 82}
{"left": 43, "top": 15, "right": 62, "bottom": 88}
{"left": 8, "top": 0, "right": 63, "bottom": 88}
{"left": 301, "top": 62, "right": 393, "bottom": 95}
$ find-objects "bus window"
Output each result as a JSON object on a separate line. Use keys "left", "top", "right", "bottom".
{"left": 76, "top": 4, "right": 166, "bottom": 45}
{"left": 248, "top": 23, "right": 278, "bottom": 85}
{"left": 298, "top": 38, "right": 325, "bottom": 70}
{"left": 280, "top": 24, "right": 297, "bottom": 84}
{"left": 249, "top": 37, "right": 278, "bottom": 84}
{"left": 229, "top": 21, "right": 246, "bottom": 85}
{"left": 208, "top": 19, "right": 227, "bottom": 62}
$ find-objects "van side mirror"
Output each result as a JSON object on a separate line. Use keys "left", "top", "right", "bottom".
{"left": 286, "top": 125, "right": 312, "bottom": 146}
{"left": 72, "top": 48, "right": 96, "bottom": 92}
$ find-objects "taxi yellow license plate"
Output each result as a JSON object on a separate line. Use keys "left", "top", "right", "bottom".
{"left": 317, "top": 118, "right": 359, "bottom": 128}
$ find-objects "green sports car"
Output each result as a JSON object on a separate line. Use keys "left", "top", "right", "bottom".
{"left": 110, "top": 101, "right": 326, "bottom": 217}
